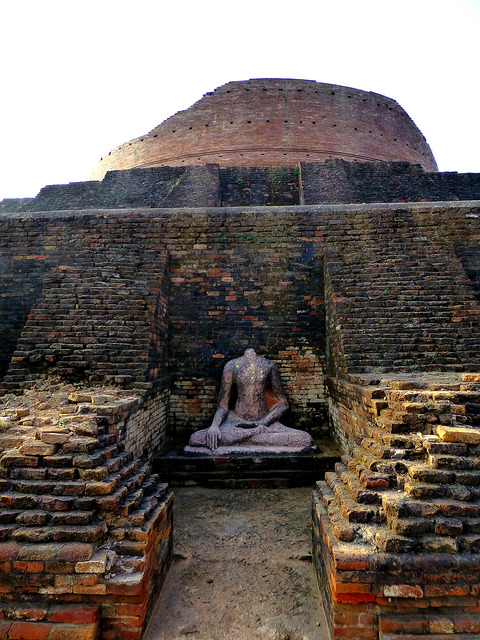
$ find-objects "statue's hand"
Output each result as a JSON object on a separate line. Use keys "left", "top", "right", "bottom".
{"left": 206, "top": 425, "right": 221, "bottom": 450}
{"left": 252, "top": 421, "right": 269, "bottom": 435}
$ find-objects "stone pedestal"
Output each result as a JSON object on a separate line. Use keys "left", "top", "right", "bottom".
{"left": 155, "top": 439, "right": 340, "bottom": 487}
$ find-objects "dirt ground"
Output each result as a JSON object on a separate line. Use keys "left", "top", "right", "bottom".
{"left": 144, "top": 486, "right": 329, "bottom": 640}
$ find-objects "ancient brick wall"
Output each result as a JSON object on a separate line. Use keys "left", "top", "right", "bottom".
{"left": 0, "top": 200, "right": 479, "bottom": 639}
{"left": 0, "top": 258, "right": 46, "bottom": 379}
{"left": 4, "top": 161, "right": 480, "bottom": 214}
{"left": 124, "top": 385, "right": 170, "bottom": 459}
{"left": 1, "top": 202, "right": 479, "bottom": 439}
{"left": 314, "top": 200, "right": 480, "bottom": 639}
{"left": 2, "top": 254, "right": 168, "bottom": 393}
{"left": 323, "top": 204, "right": 480, "bottom": 374}
{"left": 164, "top": 208, "right": 326, "bottom": 436}
{"left": 90, "top": 79, "right": 437, "bottom": 179}
{"left": 219, "top": 166, "right": 299, "bottom": 207}
{"left": 0, "top": 207, "right": 328, "bottom": 438}
{"left": 0, "top": 165, "right": 220, "bottom": 213}
{"left": 301, "top": 160, "right": 480, "bottom": 205}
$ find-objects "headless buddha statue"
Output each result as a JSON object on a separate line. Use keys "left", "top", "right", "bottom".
{"left": 187, "top": 348, "right": 313, "bottom": 452}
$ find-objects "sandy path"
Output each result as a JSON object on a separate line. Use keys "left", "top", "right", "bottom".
{"left": 144, "top": 486, "right": 329, "bottom": 640}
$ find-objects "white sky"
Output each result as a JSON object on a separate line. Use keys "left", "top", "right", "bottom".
{"left": 0, "top": 0, "right": 479, "bottom": 202}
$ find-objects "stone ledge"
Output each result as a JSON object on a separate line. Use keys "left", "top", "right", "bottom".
{"left": 155, "top": 439, "right": 340, "bottom": 487}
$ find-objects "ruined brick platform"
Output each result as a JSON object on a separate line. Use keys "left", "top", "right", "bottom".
{"left": 0, "top": 382, "right": 173, "bottom": 640}
{"left": 313, "top": 372, "right": 480, "bottom": 640}
{"left": 183, "top": 444, "right": 317, "bottom": 455}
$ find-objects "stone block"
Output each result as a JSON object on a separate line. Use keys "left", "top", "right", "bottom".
{"left": 437, "top": 425, "right": 480, "bottom": 444}
{"left": 8, "top": 621, "right": 52, "bottom": 640}
{"left": 19, "top": 440, "right": 57, "bottom": 456}
{"left": 75, "top": 549, "right": 116, "bottom": 574}
{"left": 383, "top": 584, "right": 423, "bottom": 599}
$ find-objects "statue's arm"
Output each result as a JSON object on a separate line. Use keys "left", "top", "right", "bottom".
{"left": 206, "top": 363, "right": 233, "bottom": 449}
{"left": 257, "top": 364, "right": 289, "bottom": 427}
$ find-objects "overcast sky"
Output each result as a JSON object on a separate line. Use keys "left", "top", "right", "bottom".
{"left": 0, "top": 0, "right": 479, "bottom": 202}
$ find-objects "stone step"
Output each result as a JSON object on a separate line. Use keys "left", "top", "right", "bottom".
{"left": 403, "top": 477, "right": 480, "bottom": 502}
{"left": 423, "top": 439, "right": 469, "bottom": 456}
{"left": 351, "top": 447, "right": 398, "bottom": 479}
{"left": 429, "top": 453, "right": 480, "bottom": 471}
{"left": 407, "top": 460, "right": 480, "bottom": 489}
{"left": 358, "top": 436, "right": 404, "bottom": 461}
{"left": 319, "top": 484, "right": 357, "bottom": 542}
{"left": 335, "top": 462, "right": 382, "bottom": 504}
{"left": 120, "top": 483, "right": 169, "bottom": 528}
{"left": 8, "top": 521, "right": 106, "bottom": 543}
{"left": 325, "top": 471, "right": 384, "bottom": 524}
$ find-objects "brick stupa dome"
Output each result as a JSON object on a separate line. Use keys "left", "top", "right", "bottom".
{"left": 91, "top": 79, "right": 438, "bottom": 180}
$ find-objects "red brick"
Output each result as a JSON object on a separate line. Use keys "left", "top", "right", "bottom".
{"left": 76, "top": 574, "right": 99, "bottom": 587}
{"left": 429, "top": 618, "right": 455, "bottom": 634}
{"left": 105, "top": 577, "right": 146, "bottom": 596}
{"left": 45, "top": 562, "right": 74, "bottom": 574}
{"left": 384, "top": 584, "right": 423, "bottom": 599}
{"left": 49, "top": 606, "right": 100, "bottom": 624}
{"left": 8, "top": 610, "right": 46, "bottom": 622}
{"left": 424, "top": 584, "right": 470, "bottom": 597}
{"left": 0, "top": 561, "right": 11, "bottom": 573}
{"left": 333, "top": 592, "right": 376, "bottom": 604}
{"left": 104, "top": 615, "right": 145, "bottom": 629}
{"left": 9, "top": 621, "right": 52, "bottom": 640}
{"left": 110, "top": 629, "right": 143, "bottom": 640}
{"left": 379, "top": 617, "right": 429, "bottom": 634}
{"left": 0, "top": 543, "right": 20, "bottom": 560}
{"left": 13, "top": 562, "right": 44, "bottom": 574}
{"left": 333, "top": 583, "right": 371, "bottom": 595}
{"left": 116, "top": 602, "right": 148, "bottom": 617}
{"left": 454, "top": 615, "right": 480, "bottom": 633}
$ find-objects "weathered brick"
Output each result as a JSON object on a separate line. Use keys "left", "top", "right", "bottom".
{"left": 384, "top": 584, "right": 424, "bottom": 599}
{"left": 49, "top": 606, "right": 100, "bottom": 624}
{"left": 46, "top": 623, "right": 98, "bottom": 640}
{"left": 8, "top": 621, "right": 52, "bottom": 640}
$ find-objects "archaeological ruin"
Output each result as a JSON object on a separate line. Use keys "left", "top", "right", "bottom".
{"left": 0, "top": 78, "right": 479, "bottom": 639}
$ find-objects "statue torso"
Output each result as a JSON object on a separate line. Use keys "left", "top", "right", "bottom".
{"left": 228, "top": 355, "right": 273, "bottom": 420}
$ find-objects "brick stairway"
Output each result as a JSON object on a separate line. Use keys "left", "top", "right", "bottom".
{"left": 0, "top": 385, "right": 173, "bottom": 639}
{"left": 320, "top": 375, "right": 480, "bottom": 552}
{"left": 316, "top": 207, "right": 480, "bottom": 638}
{"left": 313, "top": 373, "right": 480, "bottom": 640}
